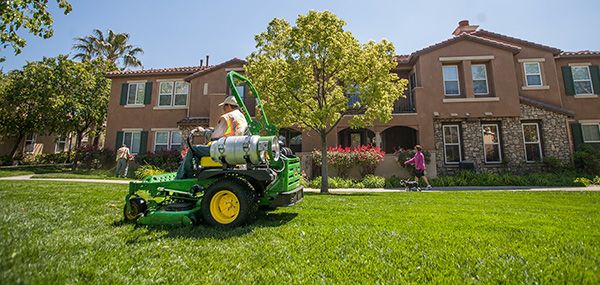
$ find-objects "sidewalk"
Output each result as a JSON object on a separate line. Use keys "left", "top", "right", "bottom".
{"left": 1, "top": 175, "right": 599, "bottom": 192}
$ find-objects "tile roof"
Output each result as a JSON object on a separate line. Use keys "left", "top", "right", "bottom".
{"left": 519, "top": 96, "right": 574, "bottom": 117}
{"left": 177, "top": 117, "right": 210, "bottom": 126}
{"left": 396, "top": 33, "right": 521, "bottom": 65}
{"left": 559, "top": 50, "right": 600, "bottom": 57}
{"left": 184, "top": 58, "right": 247, "bottom": 81}
{"left": 106, "top": 65, "right": 210, "bottom": 77}
{"left": 473, "top": 29, "right": 561, "bottom": 55}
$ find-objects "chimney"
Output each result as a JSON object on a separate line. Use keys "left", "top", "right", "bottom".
{"left": 452, "top": 20, "right": 479, "bottom": 36}
{"left": 199, "top": 59, "right": 203, "bottom": 66}
{"left": 205, "top": 55, "right": 209, "bottom": 67}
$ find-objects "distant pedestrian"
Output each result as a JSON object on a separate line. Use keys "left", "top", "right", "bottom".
{"left": 404, "top": 145, "right": 432, "bottom": 190}
{"left": 115, "top": 144, "right": 130, "bottom": 178}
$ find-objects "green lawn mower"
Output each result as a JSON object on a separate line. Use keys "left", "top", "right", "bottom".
{"left": 123, "top": 71, "right": 304, "bottom": 227}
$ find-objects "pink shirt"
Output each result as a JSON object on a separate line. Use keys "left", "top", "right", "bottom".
{"left": 405, "top": 151, "right": 426, "bottom": 170}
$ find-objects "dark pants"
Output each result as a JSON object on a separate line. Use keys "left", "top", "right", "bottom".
{"left": 175, "top": 145, "right": 210, "bottom": 179}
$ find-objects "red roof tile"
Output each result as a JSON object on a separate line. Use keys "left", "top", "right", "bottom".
{"left": 106, "top": 65, "right": 211, "bottom": 77}
{"left": 559, "top": 50, "right": 600, "bottom": 57}
{"left": 473, "top": 29, "right": 561, "bottom": 55}
{"left": 394, "top": 54, "right": 410, "bottom": 63}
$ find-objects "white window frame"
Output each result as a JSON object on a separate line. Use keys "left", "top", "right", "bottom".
{"left": 127, "top": 82, "right": 145, "bottom": 106}
{"left": 481, "top": 123, "right": 502, "bottom": 163}
{"left": 122, "top": 131, "right": 141, "bottom": 154}
{"left": 442, "top": 65, "right": 461, "bottom": 96}
{"left": 55, "top": 135, "right": 67, "bottom": 153}
{"left": 153, "top": 130, "right": 182, "bottom": 152}
{"left": 581, "top": 123, "right": 600, "bottom": 143}
{"left": 471, "top": 64, "right": 489, "bottom": 95}
{"left": 24, "top": 133, "right": 36, "bottom": 153}
{"left": 523, "top": 62, "right": 543, "bottom": 87}
{"left": 442, "top": 125, "right": 462, "bottom": 164}
{"left": 158, "top": 81, "right": 189, "bottom": 107}
{"left": 571, "top": 66, "right": 594, "bottom": 95}
{"left": 522, "top": 123, "right": 543, "bottom": 163}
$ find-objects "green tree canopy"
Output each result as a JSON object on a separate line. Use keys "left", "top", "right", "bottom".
{"left": 0, "top": 0, "right": 72, "bottom": 61}
{"left": 0, "top": 55, "right": 112, "bottom": 159}
{"left": 245, "top": 11, "right": 407, "bottom": 193}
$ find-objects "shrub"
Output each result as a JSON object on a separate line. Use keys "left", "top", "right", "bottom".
{"left": 0, "top": 155, "right": 13, "bottom": 166}
{"left": 135, "top": 149, "right": 181, "bottom": 172}
{"left": 574, "top": 177, "right": 593, "bottom": 187}
{"left": 362, "top": 174, "right": 385, "bottom": 188}
{"left": 595, "top": 176, "right": 600, "bottom": 185}
{"left": 135, "top": 164, "right": 168, "bottom": 180}
{"left": 312, "top": 145, "right": 384, "bottom": 178}
{"left": 542, "top": 156, "right": 563, "bottom": 173}
{"left": 385, "top": 175, "right": 404, "bottom": 188}
{"left": 573, "top": 145, "right": 600, "bottom": 174}
{"left": 34, "top": 151, "right": 73, "bottom": 164}
{"left": 77, "top": 145, "right": 113, "bottom": 169}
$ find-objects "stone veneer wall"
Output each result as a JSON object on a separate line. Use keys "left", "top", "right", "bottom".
{"left": 434, "top": 103, "right": 571, "bottom": 176}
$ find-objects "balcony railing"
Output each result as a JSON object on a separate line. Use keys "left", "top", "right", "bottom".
{"left": 393, "top": 91, "right": 416, "bottom": 113}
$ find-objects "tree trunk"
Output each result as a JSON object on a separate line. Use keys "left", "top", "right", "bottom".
{"left": 72, "top": 132, "right": 83, "bottom": 170}
{"left": 320, "top": 131, "right": 329, "bottom": 194}
{"left": 9, "top": 133, "right": 25, "bottom": 159}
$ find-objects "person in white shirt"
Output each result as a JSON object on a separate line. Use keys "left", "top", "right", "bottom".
{"left": 115, "top": 144, "right": 130, "bottom": 177}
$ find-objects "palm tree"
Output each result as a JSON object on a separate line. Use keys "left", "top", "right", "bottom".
{"left": 72, "top": 29, "right": 144, "bottom": 69}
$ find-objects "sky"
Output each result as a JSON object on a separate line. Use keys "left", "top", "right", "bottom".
{"left": 2, "top": 0, "right": 599, "bottom": 71}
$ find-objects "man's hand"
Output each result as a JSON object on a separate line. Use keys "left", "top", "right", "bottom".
{"left": 193, "top": 126, "right": 206, "bottom": 134}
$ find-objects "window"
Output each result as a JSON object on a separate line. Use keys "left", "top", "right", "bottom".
{"left": 581, "top": 123, "right": 600, "bottom": 143}
{"left": 24, "top": 133, "right": 36, "bottom": 153}
{"left": 442, "top": 65, "right": 460, "bottom": 95}
{"left": 235, "top": 85, "right": 245, "bottom": 100}
{"left": 442, "top": 125, "right": 461, "bottom": 164}
{"left": 524, "top": 62, "right": 543, "bottom": 87}
{"left": 127, "top": 82, "right": 145, "bottom": 105}
{"left": 571, "top": 66, "right": 594, "bottom": 95}
{"left": 122, "top": 131, "right": 141, "bottom": 154}
{"left": 153, "top": 130, "right": 182, "bottom": 152}
{"left": 409, "top": 72, "right": 417, "bottom": 90}
{"left": 55, "top": 135, "right": 67, "bottom": 153}
{"left": 482, "top": 124, "right": 501, "bottom": 163}
{"left": 158, "top": 81, "right": 188, "bottom": 107}
{"left": 471, "top": 64, "right": 489, "bottom": 95}
{"left": 522, "top": 123, "right": 543, "bottom": 162}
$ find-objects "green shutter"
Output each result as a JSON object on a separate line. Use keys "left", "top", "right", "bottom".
{"left": 139, "top": 131, "right": 148, "bottom": 153}
{"left": 120, "top": 83, "right": 128, "bottom": 105}
{"left": 590, "top": 65, "right": 600, "bottom": 95}
{"left": 115, "top": 131, "right": 124, "bottom": 152}
{"left": 562, "top": 66, "right": 575, "bottom": 96}
{"left": 144, "top": 82, "right": 152, "bottom": 105}
{"left": 571, "top": 123, "right": 583, "bottom": 151}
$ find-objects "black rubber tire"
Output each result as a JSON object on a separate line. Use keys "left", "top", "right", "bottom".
{"left": 123, "top": 197, "right": 147, "bottom": 222}
{"left": 201, "top": 179, "right": 257, "bottom": 227}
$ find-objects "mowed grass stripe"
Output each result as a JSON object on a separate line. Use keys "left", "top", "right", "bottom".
{"left": 0, "top": 181, "right": 598, "bottom": 284}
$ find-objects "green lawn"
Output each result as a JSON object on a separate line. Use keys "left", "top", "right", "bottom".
{"left": 30, "top": 169, "right": 129, "bottom": 180}
{"left": 0, "top": 166, "right": 71, "bottom": 177}
{"left": 0, "top": 181, "right": 598, "bottom": 284}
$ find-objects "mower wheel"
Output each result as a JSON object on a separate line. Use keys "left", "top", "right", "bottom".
{"left": 201, "top": 179, "right": 257, "bottom": 227}
{"left": 124, "top": 197, "right": 147, "bottom": 222}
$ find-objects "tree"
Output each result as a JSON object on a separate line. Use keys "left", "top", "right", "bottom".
{"left": 245, "top": 11, "right": 407, "bottom": 193}
{"left": 0, "top": 56, "right": 111, "bottom": 161}
{"left": 0, "top": 0, "right": 72, "bottom": 61}
{"left": 72, "top": 29, "right": 143, "bottom": 69}
{"left": 0, "top": 57, "right": 61, "bottom": 158}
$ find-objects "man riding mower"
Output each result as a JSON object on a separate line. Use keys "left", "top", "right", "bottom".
{"left": 123, "top": 71, "right": 304, "bottom": 227}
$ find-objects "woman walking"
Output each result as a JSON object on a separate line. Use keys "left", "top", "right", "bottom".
{"left": 404, "top": 145, "right": 432, "bottom": 190}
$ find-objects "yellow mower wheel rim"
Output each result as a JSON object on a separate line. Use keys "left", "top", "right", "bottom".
{"left": 210, "top": 190, "right": 240, "bottom": 224}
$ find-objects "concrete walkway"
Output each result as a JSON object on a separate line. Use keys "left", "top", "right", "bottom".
{"left": 1, "top": 174, "right": 599, "bottom": 192}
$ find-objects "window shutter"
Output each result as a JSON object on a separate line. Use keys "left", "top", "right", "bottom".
{"left": 144, "top": 82, "right": 153, "bottom": 105}
{"left": 590, "top": 65, "right": 600, "bottom": 95}
{"left": 561, "top": 66, "right": 575, "bottom": 96}
{"left": 570, "top": 123, "right": 583, "bottom": 151}
{"left": 120, "top": 83, "right": 128, "bottom": 105}
{"left": 115, "top": 131, "right": 124, "bottom": 152}
{"left": 139, "top": 131, "right": 148, "bottom": 153}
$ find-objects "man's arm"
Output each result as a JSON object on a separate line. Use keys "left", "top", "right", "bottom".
{"left": 211, "top": 118, "right": 227, "bottom": 140}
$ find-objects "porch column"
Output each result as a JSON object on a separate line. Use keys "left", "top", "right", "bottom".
{"left": 374, "top": 131, "right": 382, "bottom": 148}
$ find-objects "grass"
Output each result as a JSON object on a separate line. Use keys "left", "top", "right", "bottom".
{"left": 0, "top": 181, "right": 598, "bottom": 284}
{"left": 30, "top": 169, "right": 129, "bottom": 180}
{"left": 0, "top": 165, "right": 70, "bottom": 177}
